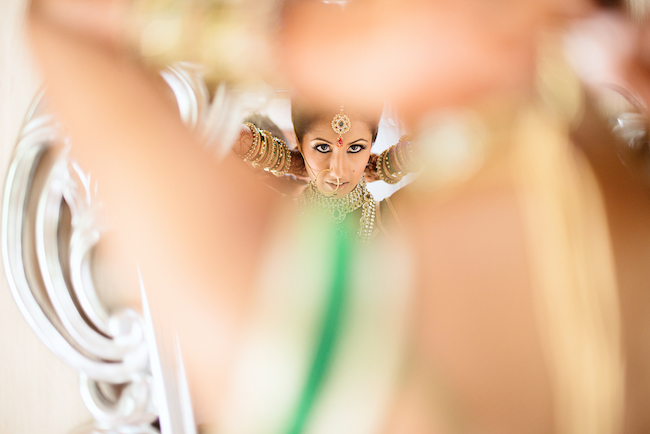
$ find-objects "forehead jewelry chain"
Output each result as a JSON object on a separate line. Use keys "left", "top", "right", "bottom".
{"left": 331, "top": 106, "right": 351, "bottom": 148}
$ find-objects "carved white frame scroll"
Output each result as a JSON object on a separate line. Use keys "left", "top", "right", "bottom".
{"left": 2, "top": 63, "right": 212, "bottom": 434}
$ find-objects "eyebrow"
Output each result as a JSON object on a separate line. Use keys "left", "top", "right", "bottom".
{"left": 311, "top": 137, "right": 368, "bottom": 144}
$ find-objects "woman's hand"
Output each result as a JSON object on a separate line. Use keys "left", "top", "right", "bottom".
{"left": 234, "top": 123, "right": 254, "bottom": 157}
{"left": 365, "top": 153, "right": 380, "bottom": 182}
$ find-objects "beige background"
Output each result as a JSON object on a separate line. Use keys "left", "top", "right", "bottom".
{"left": 0, "top": 0, "right": 91, "bottom": 431}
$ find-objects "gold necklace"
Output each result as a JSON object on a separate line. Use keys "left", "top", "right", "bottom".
{"left": 301, "top": 178, "right": 377, "bottom": 243}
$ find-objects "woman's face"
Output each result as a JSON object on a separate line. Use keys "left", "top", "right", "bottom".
{"left": 300, "top": 116, "right": 373, "bottom": 198}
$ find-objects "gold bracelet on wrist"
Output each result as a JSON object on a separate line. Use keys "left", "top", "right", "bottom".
{"left": 377, "top": 148, "right": 401, "bottom": 184}
{"left": 251, "top": 129, "right": 268, "bottom": 167}
{"left": 376, "top": 149, "right": 387, "bottom": 182}
{"left": 275, "top": 146, "right": 292, "bottom": 177}
{"left": 273, "top": 137, "right": 287, "bottom": 172}
{"left": 384, "top": 148, "right": 401, "bottom": 177}
{"left": 272, "top": 137, "right": 292, "bottom": 177}
{"left": 260, "top": 130, "right": 277, "bottom": 169}
{"left": 383, "top": 149, "right": 402, "bottom": 182}
{"left": 240, "top": 124, "right": 293, "bottom": 176}
{"left": 241, "top": 122, "right": 260, "bottom": 161}
{"left": 395, "top": 143, "right": 405, "bottom": 170}
{"left": 271, "top": 138, "right": 285, "bottom": 172}
{"left": 391, "top": 143, "right": 405, "bottom": 174}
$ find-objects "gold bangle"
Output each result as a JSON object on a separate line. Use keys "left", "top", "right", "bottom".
{"left": 390, "top": 144, "right": 405, "bottom": 174}
{"left": 397, "top": 140, "right": 414, "bottom": 173}
{"left": 241, "top": 122, "right": 260, "bottom": 161}
{"left": 271, "top": 138, "right": 285, "bottom": 172}
{"left": 251, "top": 129, "right": 267, "bottom": 167}
{"left": 383, "top": 149, "right": 402, "bottom": 182}
{"left": 282, "top": 146, "right": 291, "bottom": 173}
{"left": 272, "top": 138, "right": 293, "bottom": 177}
{"left": 260, "top": 130, "right": 277, "bottom": 169}
{"left": 377, "top": 149, "right": 400, "bottom": 184}
{"left": 384, "top": 148, "right": 401, "bottom": 177}
{"left": 277, "top": 146, "right": 292, "bottom": 176}
{"left": 376, "top": 149, "right": 385, "bottom": 182}
{"left": 274, "top": 138, "right": 288, "bottom": 172}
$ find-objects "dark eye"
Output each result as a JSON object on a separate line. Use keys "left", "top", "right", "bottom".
{"left": 348, "top": 144, "right": 366, "bottom": 153}
{"left": 314, "top": 143, "right": 331, "bottom": 153}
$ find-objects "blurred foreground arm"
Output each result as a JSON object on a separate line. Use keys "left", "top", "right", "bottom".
{"left": 27, "top": 0, "right": 278, "bottom": 418}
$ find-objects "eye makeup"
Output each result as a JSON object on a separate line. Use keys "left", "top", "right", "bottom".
{"left": 310, "top": 138, "right": 368, "bottom": 154}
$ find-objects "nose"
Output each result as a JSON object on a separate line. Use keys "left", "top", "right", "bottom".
{"left": 328, "top": 148, "right": 347, "bottom": 179}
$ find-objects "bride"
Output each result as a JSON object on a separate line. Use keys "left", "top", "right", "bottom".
{"left": 233, "top": 100, "right": 416, "bottom": 243}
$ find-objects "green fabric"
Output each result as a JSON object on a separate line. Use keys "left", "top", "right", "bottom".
{"left": 286, "top": 227, "right": 352, "bottom": 434}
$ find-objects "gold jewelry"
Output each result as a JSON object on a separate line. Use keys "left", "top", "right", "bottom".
{"left": 239, "top": 123, "right": 293, "bottom": 176}
{"left": 384, "top": 149, "right": 402, "bottom": 183}
{"left": 377, "top": 135, "right": 420, "bottom": 183}
{"left": 400, "top": 135, "right": 419, "bottom": 172}
{"left": 301, "top": 178, "right": 376, "bottom": 243}
{"left": 260, "top": 130, "right": 277, "bottom": 168}
{"left": 276, "top": 145, "right": 292, "bottom": 177}
{"left": 384, "top": 149, "right": 399, "bottom": 176}
{"left": 269, "top": 136, "right": 292, "bottom": 177}
{"left": 241, "top": 122, "right": 261, "bottom": 162}
{"left": 358, "top": 189, "right": 377, "bottom": 243}
{"left": 388, "top": 146, "right": 401, "bottom": 174}
{"left": 377, "top": 148, "right": 402, "bottom": 184}
{"left": 271, "top": 138, "right": 285, "bottom": 172}
{"left": 250, "top": 127, "right": 267, "bottom": 168}
{"left": 331, "top": 106, "right": 351, "bottom": 148}
{"left": 393, "top": 144, "right": 407, "bottom": 174}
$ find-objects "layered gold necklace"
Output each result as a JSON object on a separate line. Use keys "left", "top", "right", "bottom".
{"left": 301, "top": 178, "right": 377, "bottom": 243}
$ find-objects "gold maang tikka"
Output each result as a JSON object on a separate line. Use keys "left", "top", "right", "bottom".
{"left": 331, "top": 106, "right": 351, "bottom": 147}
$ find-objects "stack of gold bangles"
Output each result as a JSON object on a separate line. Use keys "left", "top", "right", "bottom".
{"left": 376, "top": 135, "right": 417, "bottom": 184}
{"left": 241, "top": 122, "right": 292, "bottom": 177}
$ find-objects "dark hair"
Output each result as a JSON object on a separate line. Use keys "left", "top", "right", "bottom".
{"left": 291, "top": 99, "right": 381, "bottom": 146}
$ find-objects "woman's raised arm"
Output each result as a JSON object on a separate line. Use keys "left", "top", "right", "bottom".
{"left": 27, "top": 0, "right": 280, "bottom": 417}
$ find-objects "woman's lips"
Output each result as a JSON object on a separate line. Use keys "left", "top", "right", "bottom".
{"left": 325, "top": 181, "right": 348, "bottom": 190}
